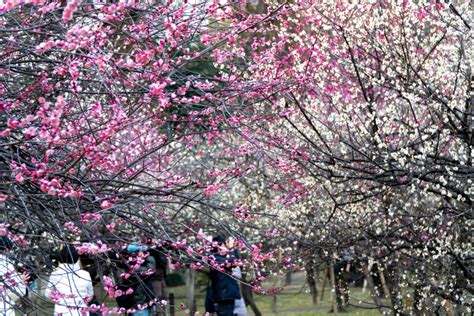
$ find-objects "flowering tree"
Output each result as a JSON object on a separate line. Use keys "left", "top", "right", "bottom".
{"left": 217, "top": 1, "right": 472, "bottom": 314}
{"left": 0, "top": 0, "right": 281, "bottom": 314}
{"left": 0, "top": 0, "right": 472, "bottom": 315}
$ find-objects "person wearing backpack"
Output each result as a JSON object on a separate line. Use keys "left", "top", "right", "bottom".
{"left": 205, "top": 236, "right": 241, "bottom": 316}
{"left": 113, "top": 251, "right": 137, "bottom": 312}
{"left": 114, "top": 243, "right": 156, "bottom": 316}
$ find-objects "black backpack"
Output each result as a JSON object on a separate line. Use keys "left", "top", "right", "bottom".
{"left": 114, "top": 271, "right": 137, "bottom": 309}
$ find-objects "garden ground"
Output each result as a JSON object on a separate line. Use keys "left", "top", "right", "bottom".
{"left": 22, "top": 271, "right": 386, "bottom": 315}
{"left": 170, "top": 271, "right": 384, "bottom": 316}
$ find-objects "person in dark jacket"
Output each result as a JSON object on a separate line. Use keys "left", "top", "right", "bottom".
{"left": 114, "top": 244, "right": 156, "bottom": 316}
{"left": 145, "top": 239, "right": 168, "bottom": 316}
{"left": 205, "top": 236, "right": 241, "bottom": 316}
{"left": 113, "top": 252, "right": 136, "bottom": 311}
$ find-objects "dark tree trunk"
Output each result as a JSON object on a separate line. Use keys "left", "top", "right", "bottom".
{"left": 386, "top": 265, "right": 408, "bottom": 316}
{"left": 305, "top": 261, "right": 318, "bottom": 305}
{"left": 363, "top": 263, "right": 383, "bottom": 314}
{"left": 241, "top": 275, "right": 262, "bottom": 316}
{"left": 284, "top": 271, "right": 292, "bottom": 286}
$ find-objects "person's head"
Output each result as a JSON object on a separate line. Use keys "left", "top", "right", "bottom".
{"left": 225, "top": 237, "right": 235, "bottom": 249}
{"left": 0, "top": 236, "right": 13, "bottom": 253}
{"left": 211, "top": 235, "right": 225, "bottom": 253}
{"left": 58, "top": 245, "right": 79, "bottom": 264}
{"left": 212, "top": 235, "right": 225, "bottom": 244}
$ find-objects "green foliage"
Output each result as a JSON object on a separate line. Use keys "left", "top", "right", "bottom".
{"left": 166, "top": 272, "right": 186, "bottom": 287}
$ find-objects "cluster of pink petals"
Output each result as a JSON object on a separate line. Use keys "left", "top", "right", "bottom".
{"left": 76, "top": 242, "right": 110, "bottom": 255}
{"left": 62, "top": 0, "right": 82, "bottom": 22}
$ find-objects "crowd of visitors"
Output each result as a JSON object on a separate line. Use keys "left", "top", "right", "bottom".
{"left": 0, "top": 234, "right": 248, "bottom": 316}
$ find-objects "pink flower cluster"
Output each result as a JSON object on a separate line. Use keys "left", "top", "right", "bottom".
{"left": 251, "top": 244, "right": 273, "bottom": 263}
{"left": 0, "top": 223, "right": 9, "bottom": 236}
{"left": 76, "top": 241, "right": 110, "bottom": 255}
{"left": 80, "top": 213, "right": 103, "bottom": 223}
{"left": 62, "top": 0, "right": 82, "bottom": 22}
{"left": 102, "top": 276, "right": 133, "bottom": 298}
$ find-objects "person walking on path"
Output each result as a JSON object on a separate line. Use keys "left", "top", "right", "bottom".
{"left": 0, "top": 236, "right": 26, "bottom": 316}
{"left": 45, "top": 245, "right": 94, "bottom": 316}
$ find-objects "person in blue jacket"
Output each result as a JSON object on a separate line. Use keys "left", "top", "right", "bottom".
{"left": 205, "top": 236, "right": 241, "bottom": 316}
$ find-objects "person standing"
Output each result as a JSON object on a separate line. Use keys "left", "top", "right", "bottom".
{"left": 45, "top": 245, "right": 94, "bottom": 316}
{"left": 146, "top": 240, "right": 168, "bottom": 316}
{"left": 0, "top": 236, "right": 26, "bottom": 316}
{"left": 205, "top": 236, "right": 242, "bottom": 316}
{"left": 125, "top": 243, "right": 157, "bottom": 316}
